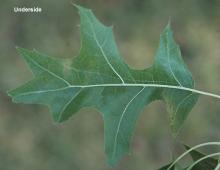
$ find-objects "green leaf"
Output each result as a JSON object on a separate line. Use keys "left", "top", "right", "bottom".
{"left": 184, "top": 145, "right": 218, "bottom": 170}
{"left": 158, "top": 163, "right": 175, "bottom": 170}
{"left": 8, "top": 5, "right": 199, "bottom": 165}
{"left": 158, "top": 163, "right": 187, "bottom": 170}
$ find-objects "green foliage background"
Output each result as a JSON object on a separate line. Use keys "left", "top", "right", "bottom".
{"left": 0, "top": 0, "right": 220, "bottom": 169}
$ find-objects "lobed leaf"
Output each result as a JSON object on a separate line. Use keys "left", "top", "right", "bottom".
{"left": 8, "top": 5, "right": 199, "bottom": 164}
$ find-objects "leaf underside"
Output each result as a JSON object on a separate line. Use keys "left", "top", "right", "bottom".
{"left": 8, "top": 5, "right": 199, "bottom": 165}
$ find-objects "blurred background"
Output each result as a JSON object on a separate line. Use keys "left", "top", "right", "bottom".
{"left": 1, "top": 0, "right": 220, "bottom": 169}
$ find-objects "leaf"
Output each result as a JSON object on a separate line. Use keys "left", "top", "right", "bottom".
{"left": 158, "top": 163, "right": 187, "bottom": 170}
{"left": 158, "top": 163, "right": 175, "bottom": 170}
{"left": 8, "top": 5, "right": 199, "bottom": 165}
{"left": 184, "top": 145, "right": 218, "bottom": 170}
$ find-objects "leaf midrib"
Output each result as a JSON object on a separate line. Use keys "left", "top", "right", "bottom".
{"left": 13, "top": 83, "right": 220, "bottom": 100}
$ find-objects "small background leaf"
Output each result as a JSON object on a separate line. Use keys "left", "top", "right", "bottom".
{"left": 185, "top": 145, "right": 218, "bottom": 170}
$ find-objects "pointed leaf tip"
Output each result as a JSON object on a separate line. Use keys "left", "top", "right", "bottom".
{"left": 16, "top": 47, "right": 31, "bottom": 55}
{"left": 165, "top": 21, "right": 172, "bottom": 32}
{"left": 168, "top": 17, "right": 172, "bottom": 26}
{"left": 73, "top": 4, "right": 90, "bottom": 12}
{"left": 72, "top": 3, "right": 81, "bottom": 9}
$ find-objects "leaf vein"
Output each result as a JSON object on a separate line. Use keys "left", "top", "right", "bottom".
{"left": 28, "top": 57, "right": 71, "bottom": 86}
{"left": 112, "top": 87, "right": 146, "bottom": 157}
{"left": 85, "top": 14, "right": 125, "bottom": 84}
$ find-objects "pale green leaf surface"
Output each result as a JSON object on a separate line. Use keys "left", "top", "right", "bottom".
{"left": 8, "top": 5, "right": 199, "bottom": 165}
